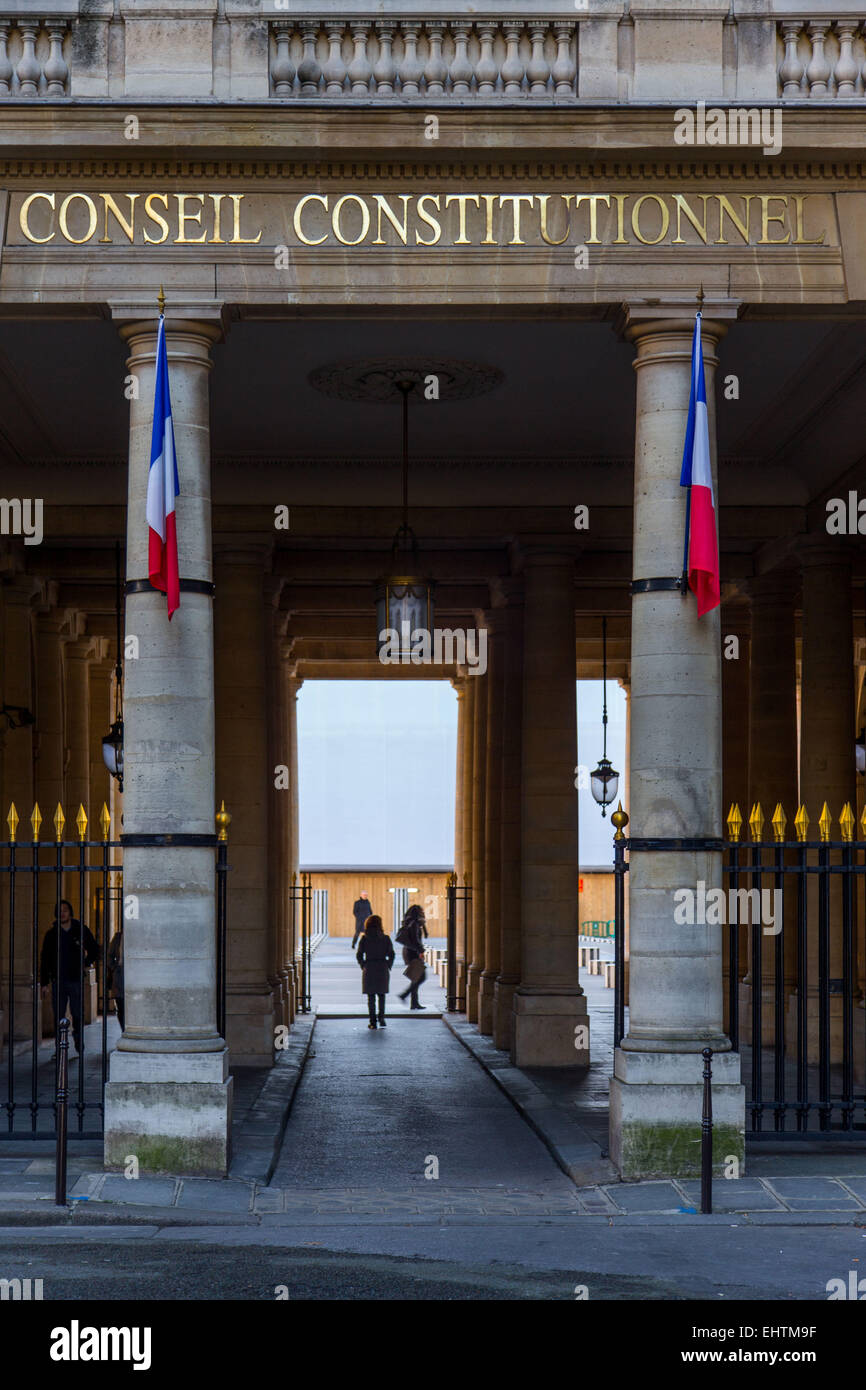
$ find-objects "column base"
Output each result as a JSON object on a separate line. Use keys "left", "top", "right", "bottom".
{"left": 609, "top": 1047, "right": 745, "bottom": 1180}
{"left": 478, "top": 970, "right": 497, "bottom": 1036}
{"left": 492, "top": 976, "right": 518, "bottom": 1051}
{"left": 511, "top": 989, "right": 589, "bottom": 1066}
{"left": 226, "top": 987, "right": 278, "bottom": 1067}
{"left": 466, "top": 963, "right": 483, "bottom": 1023}
{"left": 104, "top": 1048, "right": 233, "bottom": 1176}
{"left": 454, "top": 961, "right": 466, "bottom": 1012}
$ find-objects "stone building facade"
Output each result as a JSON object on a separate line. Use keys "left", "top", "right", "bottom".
{"left": 0, "top": 0, "right": 865, "bottom": 1177}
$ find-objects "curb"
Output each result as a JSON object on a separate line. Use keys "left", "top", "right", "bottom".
{"left": 229, "top": 1013, "right": 317, "bottom": 1183}
{"left": 442, "top": 1014, "right": 619, "bottom": 1189}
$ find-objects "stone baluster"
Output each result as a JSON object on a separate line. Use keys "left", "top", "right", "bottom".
{"left": 44, "top": 21, "right": 68, "bottom": 96}
{"left": 398, "top": 21, "right": 423, "bottom": 99}
{"left": 552, "top": 21, "right": 577, "bottom": 99}
{"left": 17, "top": 22, "right": 42, "bottom": 97}
{"left": 0, "top": 22, "right": 12, "bottom": 97}
{"left": 323, "top": 23, "right": 347, "bottom": 98}
{"left": 373, "top": 21, "right": 397, "bottom": 97}
{"left": 297, "top": 20, "right": 322, "bottom": 97}
{"left": 778, "top": 21, "right": 804, "bottom": 97}
{"left": 834, "top": 21, "right": 858, "bottom": 98}
{"left": 806, "top": 21, "right": 831, "bottom": 96}
{"left": 449, "top": 21, "right": 473, "bottom": 99}
{"left": 347, "top": 21, "right": 373, "bottom": 97}
{"left": 501, "top": 23, "right": 525, "bottom": 99}
{"left": 527, "top": 23, "right": 551, "bottom": 99}
{"left": 476, "top": 22, "right": 498, "bottom": 99}
{"left": 271, "top": 23, "right": 296, "bottom": 97}
{"left": 425, "top": 23, "right": 448, "bottom": 98}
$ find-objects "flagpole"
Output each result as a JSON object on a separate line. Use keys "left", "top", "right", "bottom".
{"left": 681, "top": 285, "right": 704, "bottom": 597}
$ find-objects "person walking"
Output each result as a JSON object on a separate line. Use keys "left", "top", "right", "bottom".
{"left": 396, "top": 903, "right": 428, "bottom": 1010}
{"left": 351, "top": 890, "right": 373, "bottom": 948}
{"left": 39, "top": 899, "right": 99, "bottom": 1058}
{"left": 107, "top": 925, "right": 125, "bottom": 1030}
{"left": 355, "top": 914, "right": 394, "bottom": 1029}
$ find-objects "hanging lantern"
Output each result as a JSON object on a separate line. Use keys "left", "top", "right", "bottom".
{"left": 374, "top": 378, "right": 434, "bottom": 661}
{"left": 589, "top": 615, "right": 620, "bottom": 817}
{"left": 102, "top": 717, "right": 124, "bottom": 786}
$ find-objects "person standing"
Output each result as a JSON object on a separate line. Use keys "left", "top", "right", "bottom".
{"left": 107, "top": 925, "right": 125, "bottom": 1030}
{"left": 355, "top": 914, "right": 394, "bottom": 1029}
{"left": 351, "top": 890, "right": 373, "bottom": 948}
{"left": 39, "top": 899, "right": 99, "bottom": 1058}
{"left": 396, "top": 903, "right": 428, "bottom": 1010}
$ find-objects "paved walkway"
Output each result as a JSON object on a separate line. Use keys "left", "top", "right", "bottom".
{"left": 311, "top": 933, "right": 447, "bottom": 1016}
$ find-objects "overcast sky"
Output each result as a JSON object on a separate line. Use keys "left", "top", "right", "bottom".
{"left": 298, "top": 679, "right": 627, "bottom": 868}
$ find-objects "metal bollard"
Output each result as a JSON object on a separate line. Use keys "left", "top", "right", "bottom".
{"left": 700, "top": 1046, "right": 713, "bottom": 1215}
{"left": 55, "top": 1017, "right": 69, "bottom": 1206}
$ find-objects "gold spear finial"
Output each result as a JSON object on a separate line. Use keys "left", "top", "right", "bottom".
{"left": 446, "top": 870, "right": 457, "bottom": 888}
{"left": 840, "top": 802, "right": 855, "bottom": 843}
{"left": 861, "top": 802, "right": 866, "bottom": 841}
{"left": 727, "top": 803, "right": 743, "bottom": 842}
{"left": 53, "top": 802, "right": 65, "bottom": 843}
{"left": 611, "top": 801, "right": 629, "bottom": 841}
{"left": 771, "top": 802, "right": 787, "bottom": 844}
{"left": 216, "top": 799, "right": 231, "bottom": 842}
{"left": 7, "top": 802, "right": 19, "bottom": 843}
{"left": 818, "top": 801, "right": 832, "bottom": 843}
{"left": 99, "top": 802, "right": 111, "bottom": 840}
{"left": 749, "top": 801, "right": 764, "bottom": 842}
{"left": 76, "top": 804, "right": 88, "bottom": 843}
{"left": 157, "top": 284, "right": 166, "bottom": 316}
{"left": 794, "top": 803, "right": 809, "bottom": 843}
{"left": 31, "top": 802, "right": 42, "bottom": 843}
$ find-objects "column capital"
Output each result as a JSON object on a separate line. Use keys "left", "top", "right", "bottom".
{"left": 745, "top": 570, "right": 799, "bottom": 607}
{"left": 2, "top": 573, "right": 45, "bottom": 608}
{"left": 511, "top": 539, "right": 580, "bottom": 571}
{"left": 121, "top": 318, "right": 222, "bottom": 372}
{"left": 489, "top": 574, "right": 524, "bottom": 608}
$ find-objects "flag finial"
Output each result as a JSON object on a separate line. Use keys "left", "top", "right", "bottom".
{"left": 157, "top": 284, "right": 166, "bottom": 316}
{"left": 696, "top": 283, "right": 705, "bottom": 312}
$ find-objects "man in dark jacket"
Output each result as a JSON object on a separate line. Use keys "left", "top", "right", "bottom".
{"left": 351, "top": 891, "right": 373, "bottom": 948}
{"left": 40, "top": 899, "right": 99, "bottom": 1056}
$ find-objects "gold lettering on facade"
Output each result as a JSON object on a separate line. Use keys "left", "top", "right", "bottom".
{"left": 759, "top": 194, "right": 790, "bottom": 244}
{"left": 444, "top": 194, "right": 480, "bottom": 245}
{"left": 415, "top": 193, "right": 442, "bottom": 246}
{"left": 99, "top": 193, "right": 139, "bottom": 244}
{"left": 209, "top": 192, "right": 227, "bottom": 245}
{"left": 716, "top": 195, "right": 754, "bottom": 246}
{"left": 142, "top": 193, "right": 170, "bottom": 245}
{"left": 537, "top": 193, "right": 573, "bottom": 246}
{"left": 373, "top": 194, "right": 411, "bottom": 245}
{"left": 229, "top": 193, "right": 262, "bottom": 244}
{"left": 573, "top": 194, "right": 610, "bottom": 244}
{"left": 631, "top": 193, "right": 670, "bottom": 246}
{"left": 19, "top": 191, "right": 55, "bottom": 243}
{"left": 791, "top": 193, "right": 825, "bottom": 245}
{"left": 672, "top": 194, "right": 710, "bottom": 245}
{"left": 293, "top": 193, "right": 329, "bottom": 246}
{"left": 58, "top": 193, "right": 98, "bottom": 244}
{"left": 498, "top": 194, "right": 535, "bottom": 245}
{"left": 332, "top": 194, "right": 371, "bottom": 246}
{"left": 174, "top": 193, "right": 208, "bottom": 245}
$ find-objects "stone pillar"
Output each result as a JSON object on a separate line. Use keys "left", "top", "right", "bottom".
{"left": 456, "top": 673, "right": 476, "bottom": 1009}
{"left": 617, "top": 674, "right": 632, "bottom": 1003}
{"left": 65, "top": 636, "right": 94, "bottom": 823}
{"left": 214, "top": 547, "right": 279, "bottom": 1067}
{"left": 287, "top": 669, "right": 303, "bottom": 1012}
{"left": 720, "top": 602, "right": 751, "bottom": 1015}
{"left": 742, "top": 574, "right": 798, "bottom": 1038}
{"left": 266, "top": 595, "right": 290, "bottom": 1029}
{"left": 451, "top": 675, "right": 467, "bottom": 997}
{"left": 0, "top": 576, "right": 40, "bottom": 1046}
{"left": 34, "top": 606, "right": 74, "bottom": 961}
{"left": 610, "top": 312, "right": 744, "bottom": 1179}
{"left": 104, "top": 317, "right": 231, "bottom": 1176}
{"left": 479, "top": 609, "right": 504, "bottom": 1035}
{"left": 88, "top": 649, "right": 114, "bottom": 836}
{"left": 466, "top": 650, "right": 487, "bottom": 1023}
{"left": 798, "top": 544, "right": 858, "bottom": 1056}
{"left": 513, "top": 546, "right": 587, "bottom": 1067}
{"left": 493, "top": 579, "right": 524, "bottom": 1050}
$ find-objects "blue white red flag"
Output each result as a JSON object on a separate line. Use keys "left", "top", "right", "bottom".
{"left": 679, "top": 312, "right": 720, "bottom": 617}
{"left": 145, "top": 315, "right": 180, "bottom": 619}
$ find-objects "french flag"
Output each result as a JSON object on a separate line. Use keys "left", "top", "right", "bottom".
{"left": 679, "top": 312, "right": 720, "bottom": 617}
{"left": 146, "top": 314, "right": 180, "bottom": 620}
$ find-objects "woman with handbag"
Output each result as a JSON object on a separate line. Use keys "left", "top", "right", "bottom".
{"left": 355, "top": 914, "right": 395, "bottom": 1029}
{"left": 396, "top": 903, "right": 428, "bottom": 1010}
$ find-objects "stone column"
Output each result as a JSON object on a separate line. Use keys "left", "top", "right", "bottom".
{"left": 266, "top": 594, "right": 290, "bottom": 1030}
{"left": 287, "top": 668, "right": 303, "bottom": 1012}
{"left": 34, "top": 606, "right": 74, "bottom": 957}
{"left": 88, "top": 648, "right": 114, "bottom": 835}
{"left": 104, "top": 317, "right": 231, "bottom": 1176}
{"left": 798, "top": 543, "right": 858, "bottom": 1056}
{"left": 466, "top": 649, "right": 487, "bottom": 1023}
{"left": 610, "top": 311, "right": 744, "bottom": 1179}
{"left": 493, "top": 578, "right": 524, "bottom": 1050}
{"left": 513, "top": 546, "right": 587, "bottom": 1066}
{"left": 720, "top": 602, "right": 751, "bottom": 1014}
{"left": 214, "top": 546, "right": 279, "bottom": 1067}
{"left": 65, "top": 636, "right": 94, "bottom": 823}
{"left": 479, "top": 609, "right": 504, "bottom": 1035}
{"left": 456, "top": 673, "right": 476, "bottom": 1009}
{"left": 451, "top": 675, "right": 467, "bottom": 997}
{"left": 742, "top": 574, "right": 798, "bottom": 1038}
{"left": 0, "top": 576, "right": 40, "bottom": 1046}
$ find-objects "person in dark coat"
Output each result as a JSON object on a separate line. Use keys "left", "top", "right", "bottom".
{"left": 107, "top": 926, "right": 125, "bottom": 1030}
{"left": 351, "top": 891, "right": 373, "bottom": 948}
{"left": 39, "top": 899, "right": 99, "bottom": 1057}
{"left": 356, "top": 914, "right": 394, "bottom": 1029}
{"left": 396, "top": 903, "right": 428, "bottom": 1010}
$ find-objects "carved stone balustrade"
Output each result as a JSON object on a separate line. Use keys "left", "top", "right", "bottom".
{"left": 777, "top": 17, "right": 866, "bottom": 97}
{"left": 0, "top": 17, "right": 70, "bottom": 97}
{"left": 268, "top": 18, "right": 578, "bottom": 101}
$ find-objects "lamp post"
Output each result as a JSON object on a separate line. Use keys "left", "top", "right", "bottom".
{"left": 590, "top": 616, "right": 619, "bottom": 817}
